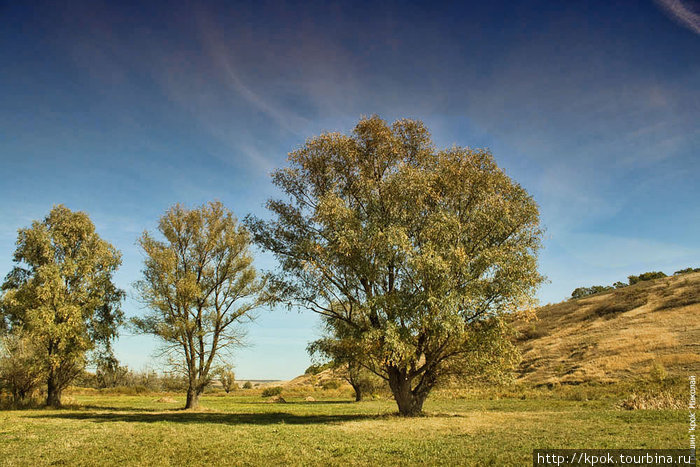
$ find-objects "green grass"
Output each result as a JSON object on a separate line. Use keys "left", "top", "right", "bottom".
{"left": 0, "top": 390, "right": 688, "bottom": 466}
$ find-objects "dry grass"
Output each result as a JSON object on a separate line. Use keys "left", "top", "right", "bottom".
{"left": 515, "top": 272, "right": 700, "bottom": 385}
{"left": 620, "top": 391, "right": 686, "bottom": 410}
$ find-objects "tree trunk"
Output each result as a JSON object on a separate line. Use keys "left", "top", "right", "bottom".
{"left": 351, "top": 382, "right": 363, "bottom": 402}
{"left": 388, "top": 367, "right": 428, "bottom": 416}
{"left": 47, "top": 375, "right": 62, "bottom": 408}
{"left": 185, "top": 385, "right": 201, "bottom": 409}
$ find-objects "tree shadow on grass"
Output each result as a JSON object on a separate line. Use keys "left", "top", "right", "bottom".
{"left": 62, "top": 404, "right": 179, "bottom": 413}
{"left": 30, "top": 410, "right": 384, "bottom": 426}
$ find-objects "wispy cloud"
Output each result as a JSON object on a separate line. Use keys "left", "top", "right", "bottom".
{"left": 655, "top": 0, "right": 700, "bottom": 34}
{"left": 195, "top": 10, "right": 311, "bottom": 136}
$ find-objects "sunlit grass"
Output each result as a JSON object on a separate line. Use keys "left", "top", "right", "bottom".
{"left": 0, "top": 391, "right": 687, "bottom": 466}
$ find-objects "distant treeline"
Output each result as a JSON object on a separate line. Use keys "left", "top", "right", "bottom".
{"left": 570, "top": 267, "right": 700, "bottom": 299}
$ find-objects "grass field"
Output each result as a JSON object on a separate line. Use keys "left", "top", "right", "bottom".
{"left": 0, "top": 389, "right": 688, "bottom": 466}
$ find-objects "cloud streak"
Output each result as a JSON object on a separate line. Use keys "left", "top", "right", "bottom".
{"left": 655, "top": 0, "right": 700, "bottom": 34}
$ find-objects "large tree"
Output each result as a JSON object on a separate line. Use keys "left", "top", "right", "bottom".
{"left": 133, "top": 201, "right": 265, "bottom": 409}
{"left": 0, "top": 205, "right": 125, "bottom": 407}
{"left": 247, "top": 116, "right": 544, "bottom": 415}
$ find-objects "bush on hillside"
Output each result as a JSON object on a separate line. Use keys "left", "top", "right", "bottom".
{"left": 304, "top": 362, "right": 333, "bottom": 375}
{"left": 321, "top": 380, "right": 341, "bottom": 390}
{"left": 261, "top": 386, "right": 283, "bottom": 397}
{"left": 571, "top": 285, "right": 614, "bottom": 299}
{"left": 628, "top": 271, "right": 667, "bottom": 285}
{"left": 571, "top": 269, "right": 679, "bottom": 301}
{"left": 674, "top": 267, "right": 700, "bottom": 275}
{"left": 242, "top": 381, "right": 253, "bottom": 389}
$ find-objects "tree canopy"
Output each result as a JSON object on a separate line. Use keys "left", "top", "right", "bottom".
{"left": 0, "top": 205, "right": 124, "bottom": 406}
{"left": 133, "top": 201, "right": 265, "bottom": 409}
{"left": 247, "top": 116, "right": 544, "bottom": 415}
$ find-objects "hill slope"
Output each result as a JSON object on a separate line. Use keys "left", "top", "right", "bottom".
{"left": 515, "top": 272, "right": 700, "bottom": 385}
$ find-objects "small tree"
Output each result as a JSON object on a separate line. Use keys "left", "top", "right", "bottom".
{"left": 95, "top": 358, "right": 130, "bottom": 388}
{"left": 0, "top": 205, "right": 125, "bottom": 407}
{"left": 308, "top": 314, "right": 380, "bottom": 402}
{"left": 0, "top": 331, "right": 44, "bottom": 403}
{"left": 218, "top": 365, "right": 236, "bottom": 393}
{"left": 133, "top": 201, "right": 265, "bottom": 409}
{"left": 247, "top": 116, "right": 543, "bottom": 415}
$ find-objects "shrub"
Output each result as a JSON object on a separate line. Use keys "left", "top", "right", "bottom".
{"left": 218, "top": 365, "right": 236, "bottom": 393}
{"left": 674, "top": 267, "right": 700, "bottom": 275}
{"left": 518, "top": 323, "right": 548, "bottom": 341}
{"left": 628, "top": 271, "right": 666, "bottom": 285}
{"left": 649, "top": 362, "right": 667, "bottom": 383}
{"left": 96, "top": 360, "right": 130, "bottom": 389}
{"left": 571, "top": 285, "right": 613, "bottom": 299}
{"left": 321, "top": 380, "right": 341, "bottom": 390}
{"left": 0, "top": 332, "right": 44, "bottom": 403}
{"left": 261, "top": 386, "right": 283, "bottom": 397}
{"left": 305, "top": 364, "right": 323, "bottom": 375}
{"left": 612, "top": 281, "right": 627, "bottom": 289}
{"left": 242, "top": 381, "right": 253, "bottom": 389}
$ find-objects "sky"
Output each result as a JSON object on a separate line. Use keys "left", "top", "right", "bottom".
{"left": 1, "top": 0, "right": 698, "bottom": 380}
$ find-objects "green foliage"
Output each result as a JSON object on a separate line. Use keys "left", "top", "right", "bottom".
{"left": 0, "top": 205, "right": 125, "bottom": 406}
{"left": 674, "top": 267, "right": 700, "bottom": 275}
{"left": 571, "top": 269, "right": 677, "bottom": 299}
{"left": 321, "top": 380, "right": 341, "bottom": 390}
{"left": 247, "top": 116, "right": 543, "bottom": 415}
{"left": 628, "top": 271, "right": 667, "bottom": 285}
{"left": 304, "top": 364, "right": 324, "bottom": 375}
{"left": 261, "top": 386, "right": 283, "bottom": 397}
{"left": 0, "top": 392, "right": 687, "bottom": 465}
{"left": 218, "top": 365, "right": 236, "bottom": 393}
{"left": 308, "top": 316, "right": 384, "bottom": 400}
{"left": 96, "top": 358, "right": 130, "bottom": 389}
{"left": 74, "top": 367, "right": 188, "bottom": 392}
{"left": 649, "top": 361, "right": 667, "bottom": 383}
{"left": 304, "top": 362, "right": 334, "bottom": 375}
{"left": 0, "top": 331, "right": 44, "bottom": 402}
{"left": 242, "top": 381, "right": 253, "bottom": 389}
{"left": 133, "top": 201, "right": 266, "bottom": 409}
{"left": 570, "top": 285, "right": 614, "bottom": 299}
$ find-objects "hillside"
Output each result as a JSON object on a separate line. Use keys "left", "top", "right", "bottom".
{"left": 284, "top": 367, "right": 350, "bottom": 389}
{"left": 515, "top": 272, "right": 700, "bottom": 385}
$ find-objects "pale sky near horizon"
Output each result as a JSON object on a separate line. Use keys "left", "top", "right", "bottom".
{"left": 1, "top": 0, "right": 698, "bottom": 379}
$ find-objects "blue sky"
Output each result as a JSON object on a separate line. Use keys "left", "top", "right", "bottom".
{"left": 1, "top": 0, "right": 698, "bottom": 379}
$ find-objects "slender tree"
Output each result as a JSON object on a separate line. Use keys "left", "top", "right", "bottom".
{"left": 0, "top": 205, "right": 124, "bottom": 407}
{"left": 218, "top": 364, "right": 236, "bottom": 393}
{"left": 133, "top": 201, "right": 265, "bottom": 409}
{"left": 247, "top": 116, "right": 544, "bottom": 415}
